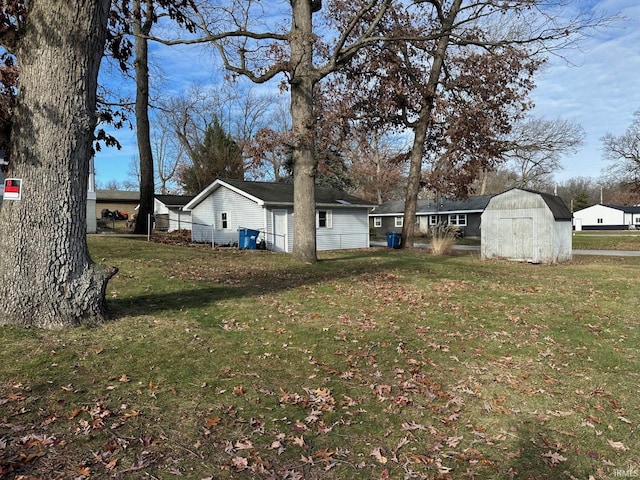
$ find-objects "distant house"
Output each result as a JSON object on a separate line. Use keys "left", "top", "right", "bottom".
{"left": 154, "top": 195, "right": 194, "bottom": 231}
{"left": 572, "top": 204, "right": 640, "bottom": 231}
{"left": 184, "top": 179, "right": 375, "bottom": 252}
{"left": 481, "top": 188, "right": 572, "bottom": 264}
{"left": 95, "top": 190, "right": 140, "bottom": 221}
{"left": 369, "top": 195, "right": 493, "bottom": 238}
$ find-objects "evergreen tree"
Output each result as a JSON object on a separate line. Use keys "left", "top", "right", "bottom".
{"left": 178, "top": 117, "right": 243, "bottom": 194}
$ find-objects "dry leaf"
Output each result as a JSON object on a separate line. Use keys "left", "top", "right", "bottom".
{"left": 371, "top": 447, "right": 387, "bottom": 464}
{"left": 205, "top": 417, "right": 221, "bottom": 427}
{"left": 607, "top": 439, "right": 629, "bottom": 451}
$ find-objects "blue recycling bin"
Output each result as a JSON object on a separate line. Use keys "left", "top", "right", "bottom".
{"left": 238, "top": 228, "right": 260, "bottom": 250}
{"left": 386, "top": 232, "right": 401, "bottom": 249}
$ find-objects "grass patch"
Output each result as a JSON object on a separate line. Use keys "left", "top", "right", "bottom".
{"left": 1, "top": 237, "right": 639, "bottom": 479}
{"left": 573, "top": 231, "right": 640, "bottom": 250}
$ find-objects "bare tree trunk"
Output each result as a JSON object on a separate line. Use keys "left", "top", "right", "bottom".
{"left": 401, "top": 0, "right": 462, "bottom": 248}
{"left": 402, "top": 110, "right": 429, "bottom": 248}
{"left": 290, "top": 0, "right": 317, "bottom": 263}
{"left": 133, "top": 0, "right": 155, "bottom": 234}
{"left": 0, "top": 0, "right": 116, "bottom": 328}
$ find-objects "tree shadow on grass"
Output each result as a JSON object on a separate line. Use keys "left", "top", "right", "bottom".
{"left": 106, "top": 285, "right": 243, "bottom": 319}
{"left": 104, "top": 253, "right": 403, "bottom": 320}
{"left": 504, "top": 421, "right": 603, "bottom": 480}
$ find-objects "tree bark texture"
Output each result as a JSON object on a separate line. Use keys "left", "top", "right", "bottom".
{"left": 0, "top": 0, "right": 116, "bottom": 328}
{"left": 290, "top": 0, "right": 318, "bottom": 263}
{"left": 133, "top": 0, "right": 155, "bottom": 235}
{"left": 401, "top": 0, "right": 462, "bottom": 248}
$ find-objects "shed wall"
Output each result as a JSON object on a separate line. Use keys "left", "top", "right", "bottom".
{"left": 481, "top": 189, "right": 571, "bottom": 263}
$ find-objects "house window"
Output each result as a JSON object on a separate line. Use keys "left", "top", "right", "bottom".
{"left": 316, "top": 210, "right": 333, "bottom": 229}
{"left": 597, "top": 218, "right": 603, "bottom": 224}
{"left": 429, "top": 215, "right": 438, "bottom": 226}
{"left": 395, "top": 216, "right": 404, "bottom": 228}
{"left": 373, "top": 217, "right": 382, "bottom": 228}
{"left": 449, "top": 214, "right": 467, "bottom": 226}
{"left": 221, "top": 212, "right": 229, "bottom": 229}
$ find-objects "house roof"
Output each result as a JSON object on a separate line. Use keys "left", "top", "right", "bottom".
{"left": 604, "top": 204, "right": 640, "bottom": 214}
{"left": 96, "top": 190, "right": 140, "bottom": 202}
{"left": 370, "top": 195, "right": 494, "bottom": 216}
{"left": 185, "top": 179, "right": 375, "bottom": 210}
{"left": 155, "top": 194, "right": 194, "bottom": 208}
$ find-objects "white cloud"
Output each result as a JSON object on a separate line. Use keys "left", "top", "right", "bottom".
{"left": 96, "top": 0, "right": 640, "bottom": 187}
{"left": 530, "top": 0, "right": 640, "bottom": 181}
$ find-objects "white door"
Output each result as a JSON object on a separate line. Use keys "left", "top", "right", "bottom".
{"left": 574, "top": 218, "right": 582, "bottom": 231}
{"left": 272, "top": 210, "right": 288, "bottom": 253}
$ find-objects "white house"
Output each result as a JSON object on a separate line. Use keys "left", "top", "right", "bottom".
{"left": 572, "top": 204, "right": 640, "bottom": 231}
{"left": 153, "top": 195, "right": 194, "bottom": 231}
{"left": 184, "top": 179, "right": 375, "bottom": 252}
{"left": 481, "top": 188, "right": 573, "bottom": 264}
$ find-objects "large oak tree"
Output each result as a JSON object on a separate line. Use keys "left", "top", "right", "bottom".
{"left": 0, "top": 0, "right": 116, "bottom": 327}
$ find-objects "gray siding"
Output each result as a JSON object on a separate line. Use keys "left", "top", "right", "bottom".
{"left": 481, "top": 189, "right": 572, "bottom": 263}
{"left": 169, "top": 210, "right": 191, "bottom": 232}
{"left": 189, "top": 182, "right": 371, "bottom": 251}
{"left": 317, "top": 208, "right": 370, "bottom": 251}
{"left": 191, "top": 188, "right": 265, "bottom": 244}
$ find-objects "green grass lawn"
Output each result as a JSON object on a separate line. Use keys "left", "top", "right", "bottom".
{"left": 1, "top": 237, "right": 639, "bottom": 479}
{"left": 572, "top": 231, "right": 640, "bottom": 250}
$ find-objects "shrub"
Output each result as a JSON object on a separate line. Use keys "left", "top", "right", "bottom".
{"left": 429, "top": 225, "right": 460, "bottom": 255}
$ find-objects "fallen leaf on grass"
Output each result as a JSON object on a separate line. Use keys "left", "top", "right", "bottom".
{"left": 371, "top": 447, "right": 387, "bottom": 464}
{"left": 314, "top": 449, "right": 335, "bottom": 460}
{"left": 607, "top": 439, "right": 629, "bottom": 451}
{"left": 292, "top": 436, "right": 306, "bottom": 448}
{"left": 234, "top": 439, "right": 253, "bottom": 450}
{"left": 231, "top": 456, "right": 249, "bottom": 471}
{"left": 205, "top": 417, "right": 221, "bottom": 427}
{"left": 542, "top": 451, "right": 567, "bottom": 466}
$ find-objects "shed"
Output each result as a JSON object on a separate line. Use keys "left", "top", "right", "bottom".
{"left": 481, "top": 188, "right": 572, "bottom": 263}
{"left": 184, "top": 179, "right": 375, "bottom": 252}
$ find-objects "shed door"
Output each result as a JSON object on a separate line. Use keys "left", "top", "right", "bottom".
{"left": 272, "top": 210, "right": 288, "bottom": 253}
{"left": 500, "top": 217, "right": 533, "bottom": 261}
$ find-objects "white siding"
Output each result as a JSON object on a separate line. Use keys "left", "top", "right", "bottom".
{"left": 191, "top": 187, "right": 265, "bottom": 244}
{"left": 482, "top": 189, "right": 571, "bottom": 264}
{"left": 189, "top": 183, "right": 370, "bottom": 251}
{"left": 169, "top": 210, "right": 191, "bottom": 231}
{"left": 265, "top": 208, "right": 293, "bottom": 252}
{"left": 316, "top": 208, "right": 370, "bottom": 251}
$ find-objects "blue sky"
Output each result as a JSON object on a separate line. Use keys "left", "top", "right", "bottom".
{"left": 94, "top": 0, "right": 640, "bottom": 188}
